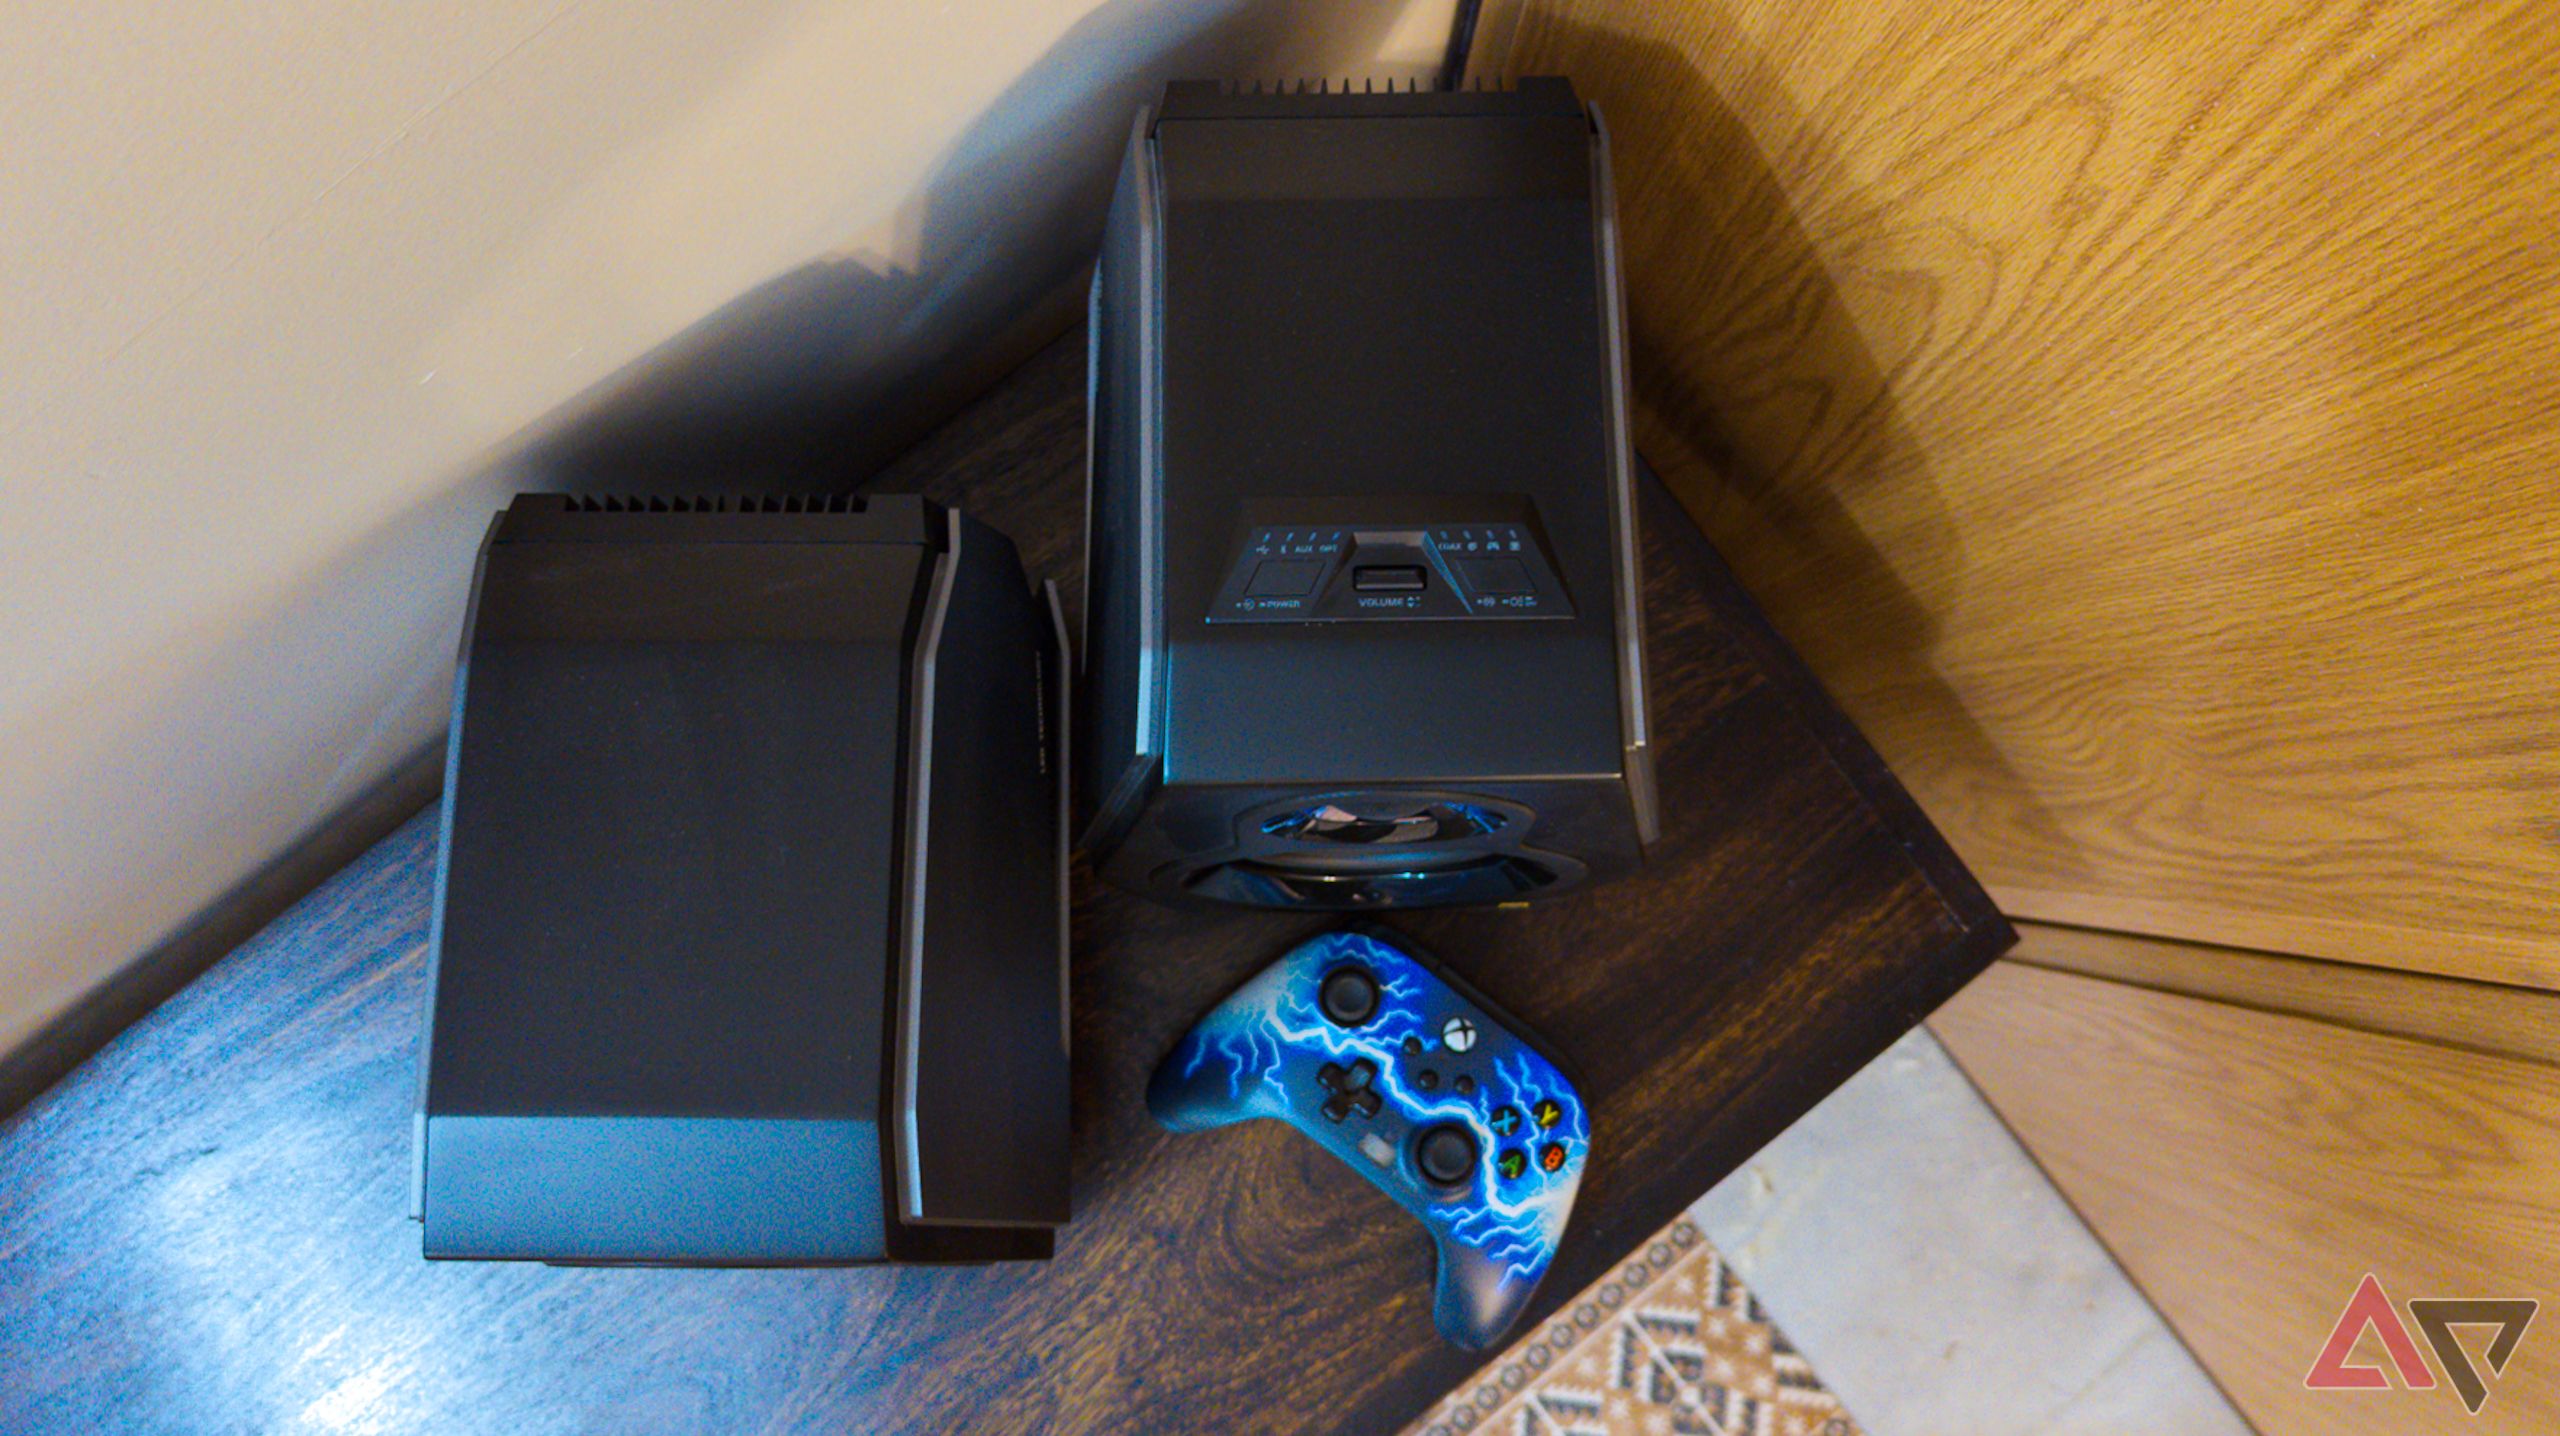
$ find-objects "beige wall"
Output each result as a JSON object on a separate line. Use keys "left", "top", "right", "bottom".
{"left": 0, "top": 0, "right": 1456, "bottom": 1053}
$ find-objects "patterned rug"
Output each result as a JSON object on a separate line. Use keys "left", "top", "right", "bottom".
{"left": 1403, "top": 1216, "right": 1862, "bottom": 1436}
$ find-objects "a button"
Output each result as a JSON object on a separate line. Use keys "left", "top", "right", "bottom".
{"left": 1415, "top": 1124, "right": 1478, "bottom": 1189}
{"left": 1488, "top": 1106, "right": 1524, "bottom": 1137}
{"left": 1352, "top": 565, "right": 1426, "bottom": 593}
{"left": 1246, "top": 559, "right": 1324, "bottom": 597}
{"left": 1453, "top": 1074, "right": 1476, "bottom": 1096}
{"left": 1540, "top": 1142, "right": 1568, "bottom": 1173}
{"left": 1416, "top": 1069, "right": 1439, "bottom": 1092}
{"left": 1457, "top": 556, "right": 1533, "bottom": 595}
{"left": 1440, "top": 1017, "right": 1478, "bottom": 1052}
{"left": 1319, "top": 967, "right": 1380, "bottom": 1026}
{"left": 1358, "top": 1133, "right": 1397, "bottom": 1168}
{"left": 1402, "top": 1035, "right": 1425, "bottom": 1056}
{"left": 1532, "top": 1098, "right": 1564, "bottom": 1130}
{"left": 1495, "top": 1149, "right": 1529, "bottom": 1181}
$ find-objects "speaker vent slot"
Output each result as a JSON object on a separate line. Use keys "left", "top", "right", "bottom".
{"left": 560, "top": 494, "right": 867, "bottom": 515}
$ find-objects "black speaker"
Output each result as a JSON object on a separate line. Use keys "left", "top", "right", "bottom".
{"left": 418, "top": 493, "right": 1071, "bottom": 1263}
{"left": 1077, "top": 78, "right": 1656, "bottom": 911}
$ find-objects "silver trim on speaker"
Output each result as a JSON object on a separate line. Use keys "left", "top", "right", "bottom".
{"left": 1134, "top": 111, "right": 1168, "bottom": 761}
{"left": 895, "top": 509, "right": 962, "bottom": 1224}
{"left": 1042, "top": 579, "right": 1073, "bottom": 1059}
{"left": 1588, "top": 103, "right": 1660, "bottom": 846}
{"left": 1080, "top": 268, "right": 1102, "bottom": 675}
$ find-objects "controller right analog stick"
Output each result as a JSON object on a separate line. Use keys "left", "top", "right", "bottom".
{"left": 1415, "top": 1124, "right": 1478, "bottom": 1190}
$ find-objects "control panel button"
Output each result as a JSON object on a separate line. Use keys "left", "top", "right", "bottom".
{"left": 1358, "top": 1133, "right": 1397, "bottom": 1168}
{"left": 1415, "top": 1124, "right": 1478, "bottom": 1189}
{"left": 1456, "top": 556, "right": 1532, "bottom": 595}
{"left": 1352, "top": 565, "right": 1426, "bottom": 593}
{"left": 1453, "top": 1074, "right": 1476, "bottom": 1096}
{"left": 1319, "top": 967, "right": 1380, "bottom": 1026}
{"left": 1245, "top": 559, "right": 1324, "bottom": 597}
{"left": 1416, "top": 1069, "right": 1439, "bottom": 1092}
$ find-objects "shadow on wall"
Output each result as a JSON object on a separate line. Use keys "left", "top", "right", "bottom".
{"left": 1515, "top": 10, "right": 2079, "bottom": 884}
{"left": 512, "top": 0, "right": 1416, "bottom": 495}
{"left": 0, "top": 0, "right": 1432, "bottom": 1104}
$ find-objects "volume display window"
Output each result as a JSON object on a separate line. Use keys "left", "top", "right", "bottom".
{"left": 1206, "top": 503, "right": 1575, "bottom": 625}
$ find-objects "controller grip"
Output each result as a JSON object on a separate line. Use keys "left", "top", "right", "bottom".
{"left": 1434, "top": 1239, "right": 1535, "bottom": 1351}
{"left": 1145, "top": 1033, "right": 1266, "bottom": 1132}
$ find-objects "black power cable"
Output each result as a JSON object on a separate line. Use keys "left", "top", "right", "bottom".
{"left": 1437, "top": 0, "right": 1486, "bottom": 91}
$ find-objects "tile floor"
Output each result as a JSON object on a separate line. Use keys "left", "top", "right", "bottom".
{"left": 1410, "top": 1028, "right": 2250, "bottom": 1436}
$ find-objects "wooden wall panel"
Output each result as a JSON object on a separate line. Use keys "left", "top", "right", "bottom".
{"left": 1933, "top": 958, "right": 2560, "bottom": 1435}
{"left": 1511, "top": 0, "right": 2560, "bottom": 986}
{"left": 2009, "top": 918, "right": 2560, "bottom": 1066}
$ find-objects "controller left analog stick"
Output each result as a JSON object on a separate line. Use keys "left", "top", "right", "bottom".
{"left": 1318, "top": 966, "right": 1380, "bottom": 1026}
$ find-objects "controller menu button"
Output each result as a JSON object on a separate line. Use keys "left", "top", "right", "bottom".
{"left": 1416, "top": 1124, "right": 1479, "bottom": 1190}
{"left": 1488, "top": 1106, "right": 1524, "bottom": 1137}
{"left": 1402, "top": 1035, "right": 1424, "bottom": 1055}
{"left": 1319, "top": 966, "right": 1381, "bottom": 1026}
{"left": 1417, "top": 1069, "right": 1439, "bottom": 1091}
{"left": 1540, "top": 1142, "right": 1568, "bottom": 1174}
{"left": 1495, "top": 1148, "right": 1529, "bottom": 1181}
{"left": 1453, "top": 1074, "right": 1476, "bottom": 1096}
{"left": 1532, "top": 1098, "right": 1564, "bottom": 1130}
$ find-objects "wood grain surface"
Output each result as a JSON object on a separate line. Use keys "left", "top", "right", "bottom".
{"left": 0, "top": 335, "right": 2007, "bottom": 1435}
{"left": 2009, "top": 919, "right": 2560, "bottom": 1067}
{"left": 1509, "top": 0, "right": 2560, "bottom": 987}
{"left": 1934, "top": 961, "right": 2560, "bottom": 1435}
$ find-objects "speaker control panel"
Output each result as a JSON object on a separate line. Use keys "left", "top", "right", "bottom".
{"left": 1206, "top": 500, "right": 1575, "bottom": 624}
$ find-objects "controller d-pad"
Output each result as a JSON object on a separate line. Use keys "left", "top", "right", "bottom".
{"left": 1317, "top": 1059, "right": 1383, "bottom": 1122}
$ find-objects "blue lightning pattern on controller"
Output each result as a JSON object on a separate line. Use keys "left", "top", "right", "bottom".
{"left": 1160, "top": 931, "right": 1587, "bottom": 1286}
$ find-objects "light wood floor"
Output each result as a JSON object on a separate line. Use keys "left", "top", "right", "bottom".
{"left": 1935, "top": 952, "right": 2560, "bottom": 1435}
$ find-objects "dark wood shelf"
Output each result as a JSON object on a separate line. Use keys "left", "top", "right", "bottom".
{"left": 0, "top": 334, "right": 2009, "bottom": 1434}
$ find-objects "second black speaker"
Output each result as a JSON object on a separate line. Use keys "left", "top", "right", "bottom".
{"left": 1078, "top": 78, "right": 1656, "bottom": 910}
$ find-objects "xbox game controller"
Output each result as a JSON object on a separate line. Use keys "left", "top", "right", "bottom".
{"left": 1147, "top": 928, "right": 1590, "bottom": 1349}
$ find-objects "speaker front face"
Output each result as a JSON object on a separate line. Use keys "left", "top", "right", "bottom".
{"left": 1130, "top": 789, "right": 1596, "bottom": 911}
